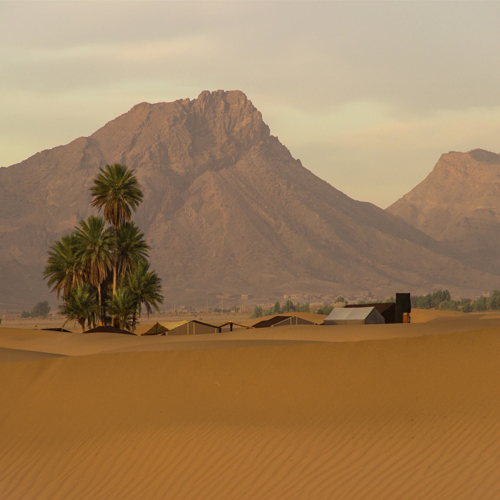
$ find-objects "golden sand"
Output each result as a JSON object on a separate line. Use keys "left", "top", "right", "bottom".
{"left": 1, "top": 310, "right": 500, "bottom": 499}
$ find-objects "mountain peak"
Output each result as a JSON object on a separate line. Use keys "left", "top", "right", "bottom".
{"left": 467, "top": 148, "right": 500, "bottom": 164}
{"left": 387, "top": 147, "right": 500, "bottom": 271}
{"left": 89, "top": 89, "right": 270, "bottom": 178}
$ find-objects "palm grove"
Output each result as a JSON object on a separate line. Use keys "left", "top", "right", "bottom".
{"left": 44, "top": 164, "right": 163, "bottom": 332}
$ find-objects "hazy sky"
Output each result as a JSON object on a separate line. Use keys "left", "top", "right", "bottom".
{"left": 2, "top": 1, "right": 500, "bottom": 208}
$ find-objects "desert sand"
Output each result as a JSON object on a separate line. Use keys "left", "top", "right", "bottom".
{"left": 1, "top": 310, "right": 500, "bottom": 499}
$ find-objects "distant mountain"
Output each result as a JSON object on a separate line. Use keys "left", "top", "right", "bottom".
{"left": 0, "top": 91, "right": 497, "bottom": 311}
{"left": 387, "top": 149, "right": 500, "bottom": 273}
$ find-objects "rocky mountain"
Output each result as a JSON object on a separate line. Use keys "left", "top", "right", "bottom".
{"left": 1, "top": 91, "right": 498, "bottom": 311}
{"left": 387, "top": 149, "right": 500, "bottom": 272}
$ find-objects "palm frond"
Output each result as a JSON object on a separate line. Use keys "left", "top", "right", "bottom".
{"left": 90, "top": 164, "right": 143, "bottom": 229}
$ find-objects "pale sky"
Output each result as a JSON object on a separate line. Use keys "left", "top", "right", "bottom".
{"left": 1, "top": 1, "right": 500, "bottom": 208}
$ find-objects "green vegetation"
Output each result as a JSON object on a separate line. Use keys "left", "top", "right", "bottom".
{"left": 122, "top": 262, "right": 163, "bottom": 329}
{"left": 252, "top": 300, "right": 335, "bottom": 318}
{"left": 316, "top": 304, "right": 335, "bottom": 315}
{"left": 90, "top": 163, "right": 144, "bottom": 296}
{"left": 21, "top": 300, "right": 51, "bottom": 319}
{"left": 252, "top": 305, "right": 263, "bottom": 318}
{"left": 44, "top": 164, "right": 163, "bottom": 332}
{"left": 411, "top": 289, "right": 500, "bottom": 313}
{"left": 260, "top": 300, "right": 311, "bottom": 317}
{"left": 59, "top": 284, "right": 99, "bottom": 332}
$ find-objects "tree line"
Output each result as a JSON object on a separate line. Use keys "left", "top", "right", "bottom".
{"left": 411, "top": 289, "right": 500, "bottom": 313}
{"left": 252, "top": 299, "right": 346, "bottom": 318}
{"left": 21, "top": 300, "right": 51, "bottom": 319}
{"left": 44, "top": 164, "right": 163, "bottom": 332}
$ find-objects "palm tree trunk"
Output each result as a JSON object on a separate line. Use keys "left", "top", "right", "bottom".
{"left": 98, "top": 283, "right": 103, "bottom": 326}
{"left": 113, "top": 261, "right": 117, "bottom": 295}
{"left": 112, "top": 226, "right": 118, "bottom": 327}
{"left": 113, "top": 224, "right": 118, "bottom": 296}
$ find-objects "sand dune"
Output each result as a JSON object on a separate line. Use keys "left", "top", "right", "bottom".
{"left": 2, "top": 314, "right": 500, "bottom": 499}
{"left": 0, "top": 347, "right": 64, "bottom": 364}
{"left": 0, "top": 309, "right": 495, "bottom": 360}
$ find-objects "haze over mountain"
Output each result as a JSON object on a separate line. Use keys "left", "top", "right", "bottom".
{"left": 0, "top": 90, "right": 498, "bottom": 311}
{"left": 387, "top": 149, "right": 500, "bottom": 273}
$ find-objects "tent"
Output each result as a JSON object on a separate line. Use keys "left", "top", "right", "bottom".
{"left": 345, "top": 303, "right": 396, "bottom": 323}
{"left": 84, "top": 325, "right": 135, "bottom": 335}
{"left": 217, "top": 321, "right": 252, "bottom": 332}
{"left": 142, "top": 320, "right": 220, "bottom": 336}
{"left": 271, "top": 316, "right": 317, "bottom": 327}
{"left": 324, "top": 307, "right": 385, "bottom": 325}
{"left": 242, "top": 312, "right": 326, "bottom": 329}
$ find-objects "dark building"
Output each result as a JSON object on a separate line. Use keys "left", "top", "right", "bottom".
{"left": 395, "top": 293, "right": 411, "bottom": 323}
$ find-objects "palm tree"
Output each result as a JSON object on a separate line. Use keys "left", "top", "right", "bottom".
{"left": 116, "top": 222, "right": 150, "bottom": 281}
{"left": 90, "top": 164, "right": 144, "bottom": 295}
{"left": 106, "top": 288, "right": 137, "bottom": 331}
{"left": 43, "top": 234, "right": 83, "bottom": 298}
{"left": 60, "top": 284, "right": 99, "bottom": 332}
{"left": 123, "top": 262, "right": 163, "bottom": 329}
{"left": 73, "top": 216, "right": 114, "bottom": 325}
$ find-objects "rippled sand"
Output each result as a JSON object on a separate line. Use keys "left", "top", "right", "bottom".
{"left": 1, "top": 310, "right": 500, "bottom": 499}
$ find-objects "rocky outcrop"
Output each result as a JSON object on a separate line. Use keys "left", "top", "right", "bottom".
{"left": 387, "top": 149, "right": 500, "bottom": 272}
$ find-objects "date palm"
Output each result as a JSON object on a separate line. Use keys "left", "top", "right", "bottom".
{"left": 90, "top": 164, "right": 143, "bottom": 295}
{"left": 60, "top": 283, "right": 99, "bottom": 332}
{"left": 116, "top": 222, "right": 150, "bottom": 281}
{"left": 123, "top": 262, "right": 163, "bottom": 329}
{"left": 43, "top": 234, "right": 83, "bottom": 298}
{"left": 74, "top": 216, "right": 114, "bottom": 325}
{"left": 106, "top": 288, "right": 136, "bottom": 331}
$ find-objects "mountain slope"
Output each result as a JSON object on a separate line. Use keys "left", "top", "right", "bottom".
{"left": 387, "top": 149, "right": 500, "bottom": 272}
{"left": 0, "top": 91, "right": 497, "bottom": 310}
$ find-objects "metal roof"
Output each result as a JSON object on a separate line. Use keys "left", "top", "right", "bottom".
{"left": 325, "top": 307, "right": 378, "bottom": 321}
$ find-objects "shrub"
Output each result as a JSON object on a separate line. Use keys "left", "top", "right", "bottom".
{"left": 474, "top": 296, "right": 488, "bottom": 311}
{"left": 488, "top": 290, "right": 500, "bottom": 310}
{"left": 317, "top": 304, "right": 334, "bottom": 315}
{"left": 296, "top": 302, "right": 310, "bottom": 313}
{"left": 31, "top": 300, "right": 51, "bottom": 318}
{"left": 438, "top": 300, "right": 458, "bottom": 311}
{"left": 252, "top": 306, "right": 263, "bottom": 318}
{"left": 461, "top": 302, "right": 474, "bottom": 313}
